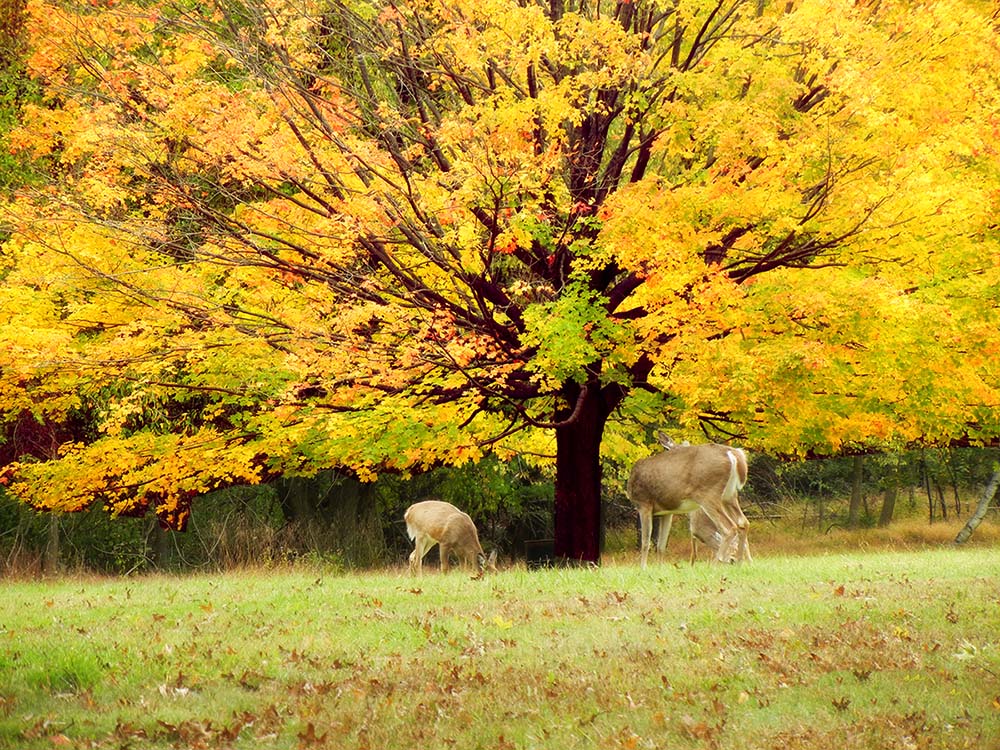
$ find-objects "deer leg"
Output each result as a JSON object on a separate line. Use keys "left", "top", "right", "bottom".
{"left": 722, "top": 533, "right": 740, "bottom": 563}
{"left": 738, "top": 514, "right": 752, "bottom": 563}
{"left": 426, "top": 538, "right": 441, "bottom": 574}
{"left": 730, "top": 514, "right": 751, "bottom": 563}
{"left": 724, "top": 498, "right": 752, "bottom": 563}
{"left": 408, "top": 539, "right": 418, "bottom": 575}
{"left": 410, "top": 535, "right": 435, "bottom": 576}
{"left": 439, "top": 544, "right": 451, "bottom": 573}
{"left": 735, "top": 516, "right": 752, "bottom": 563}
{"left": 655, "top": 514, "right": 674, "bottom": 557}
{"left": 639, "top": 507, "right": 654, "bottom": 568}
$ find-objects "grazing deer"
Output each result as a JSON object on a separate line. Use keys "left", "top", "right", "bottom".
{"left": 688, "top": 507, "right": 727, "bottom": 564}
{"left": 628, "top": 432, "right": 751, "bottom": 567}
{"left": 659, "top": 437, "right": 734, "bottom": 565}
{"left": 404, "top": 500, "right": 497, "bottom": 575}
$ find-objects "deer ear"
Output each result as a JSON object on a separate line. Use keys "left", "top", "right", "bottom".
{"left": 656, "top": 431, "right": 675, "bottom": 449}
{"left": 478, "top": 550, "right": 497, "bottom": 572}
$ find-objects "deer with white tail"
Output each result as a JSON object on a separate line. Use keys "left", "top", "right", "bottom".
{"left": 628, "top": 431, "right": 751, "bottom": 567}
{"left": 404, "top": 500, "right": 497, "bottom": 575}
{"left": 660, "top": 436, "right": 734, "bottom": 565}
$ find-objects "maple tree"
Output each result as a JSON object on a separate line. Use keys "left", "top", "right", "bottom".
{"left": 1, "top": 0, "right": 999, "bottom": 561}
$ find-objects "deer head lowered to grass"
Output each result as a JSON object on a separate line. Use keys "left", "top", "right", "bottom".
{"left": 687, "top": 506, "right": 727, "bottom": 564}
{"left": 628, "top": 432, "right": 751, "bottom": 567}
{"left": 404, "top": 500, "right": 497, "bottom": 575}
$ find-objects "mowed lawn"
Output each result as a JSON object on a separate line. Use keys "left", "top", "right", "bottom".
{"left": 1, "top": 547, "right": 998, "bottom": 749}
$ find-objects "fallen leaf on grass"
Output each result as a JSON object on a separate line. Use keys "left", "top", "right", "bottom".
{"left": 492, "top": 615, "right": 514, "bottom": 630}
{"left": 113, "top": 720, "right": 148, "bottom": 741}
{"left": 297, "top": 722, "right": 328, "bottom": 748}
{"left": 238, "top": 670, "right": 266, "bottom": 690}
{"left": 680, "top": 715, "right": 721, "bottom": 743}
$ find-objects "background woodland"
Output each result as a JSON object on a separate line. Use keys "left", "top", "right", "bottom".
{"left": 1, "top": 0, "right": 999, "bottom": 569}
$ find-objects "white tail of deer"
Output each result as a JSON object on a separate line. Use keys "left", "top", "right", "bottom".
{"left": 404, "top": 500, "right": 497, "bottom": 575}
{"left": 628, "top": 432, "right": 751, "bottom": 567}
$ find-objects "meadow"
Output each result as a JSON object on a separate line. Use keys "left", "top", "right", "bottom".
{"left": 1, "top": 542, "right": 998, "bottom": 749}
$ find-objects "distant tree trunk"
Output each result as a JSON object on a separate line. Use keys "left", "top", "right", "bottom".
{"left": 275, "top": 472, "right": 385, "bottom": 565}
{"left": 327, "top": 477, "right": 383, "bottom": 567}
{"left": 937, "top": 483, "right": 948, "bottom": 521}
{"left": 878, "top": 484, "right": 897, "bottom": 527}
{"left": 922, "top": 456, "right": 934, "bottom": 522}
{"left": 43, "top": 513, "right": 59, "bottom": 575}
{"left": 848, "top": 455, "right": 864, "bottom": 527}
{"left": 147, "top": 518, "right": 172, "bottom": 569}
{"left": 947, "top": 449, "right": 960, "bottom": 515}
{"left": 277, "top": 475, "right": 320, "bottom": 525}
{"left": 905, "top": 453, "right": 918, "bottom": 510}
{"left": 954, "top": 467, "right": 1000, "bottom": 545}
{"left": 878, "top": 458, "right": 899, "bottom": 527}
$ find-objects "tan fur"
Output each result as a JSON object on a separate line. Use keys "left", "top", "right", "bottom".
{"left": 404, "top": 500, "right": 496, "bottom": 575}
{"left": 688, "top": 507, "right": 727, "bottom": 564}
{"left": 628, "top": 435, "right": 751, "bottom": 567}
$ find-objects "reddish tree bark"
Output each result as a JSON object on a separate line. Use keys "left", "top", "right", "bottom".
{"left": 552, "top": 382, "right": 624, "bottom": 563}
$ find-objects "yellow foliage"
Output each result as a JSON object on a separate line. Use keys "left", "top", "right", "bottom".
{"left": 2, "top": 0, "right": 1000, "bottom": 524}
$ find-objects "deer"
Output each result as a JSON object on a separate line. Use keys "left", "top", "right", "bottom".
{"left": 687, "top": 507, "right": 726, "bottom": 564}
{"left": 659, "top": 437, "right": 733, "bottom": 565}
{"left": 404, "top": 500, "right": 497, "bottom": 575}
{"left": 627, "top": 431, "right": 751, "bottom": 567}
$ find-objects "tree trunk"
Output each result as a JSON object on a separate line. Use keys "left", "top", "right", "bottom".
{"left": 147, "top": 518, "right": 173, "bottom": 569}
{"left": 954, "top": 467, "right": 1000, "bottom": 545}
{"left": 937, "top": 482, "right": 948, "bottom": 521}
{"left": 552, "top": 383, "right": 618, "bottom": 564}
{"left": 922, "top": 456, "right": 934, "bottom": 522}
{"left": 947, "top": 448, "right": 961, "bottom": 515}
{"left": 878, "top": 460, "right": 899, "bottom": 527}
{"left": 328, "top": 476, "right": 383, "bottom": 567}
{"left": 43, "top": 512, "right": 59, "bottom": 575}
{"left": 878, "top": 485, "right": 897, "bottom": 527}
{"left": 848, "top": 455, "right": 864, "bottom": 527}
{"left": 275, "top": 472, "right": 384, "bottom": 565}
{"left": 277, "top": 475, "right": 319, "bottom": 524}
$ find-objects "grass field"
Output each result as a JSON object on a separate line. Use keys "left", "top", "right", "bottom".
{"left": 1, "top": 542, "right": 998, "bottom": 749}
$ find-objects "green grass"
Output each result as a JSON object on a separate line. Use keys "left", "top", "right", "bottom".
{"left": 1, "top": 547, "right": 999, "bottom": 749}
